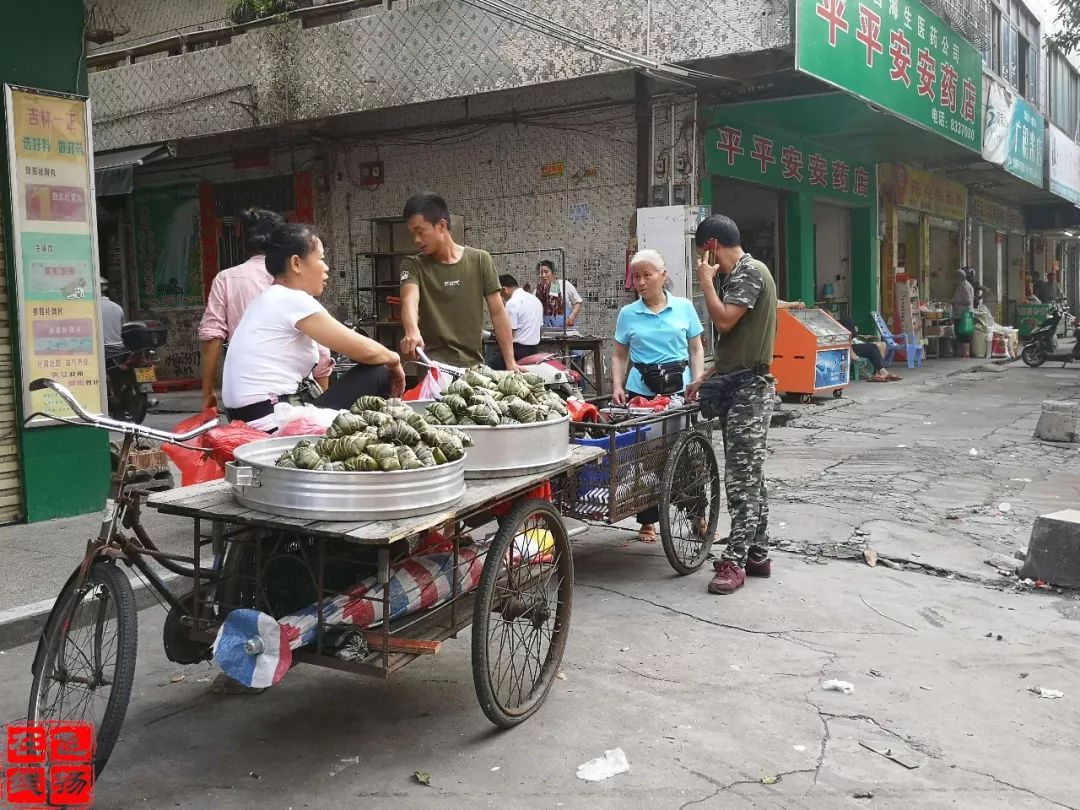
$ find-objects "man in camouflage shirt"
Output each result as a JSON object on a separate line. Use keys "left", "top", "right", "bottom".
{"left": 689, "top": 215, "right": 777, "bottom": 595}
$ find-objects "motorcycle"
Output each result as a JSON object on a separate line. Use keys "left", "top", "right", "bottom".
{"left": 1020, "top": 302, "right": 1080, "bottom": 368}
{"left": 106, "top": 320, "right": 167, "bottom": 422}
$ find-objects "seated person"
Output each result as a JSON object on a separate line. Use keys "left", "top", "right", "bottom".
{"left": 840, "top": 317, "right": 901, "bottom": 383}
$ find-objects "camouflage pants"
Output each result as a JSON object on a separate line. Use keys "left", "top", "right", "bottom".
{"left": 717, "top": 375, "right": 775, "bottom": 566}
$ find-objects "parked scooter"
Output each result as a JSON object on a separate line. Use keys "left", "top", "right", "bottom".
{"left": 106, "top": 320, "right": 167, "bottom": 422}
{"left": 1020, "top": 302, "right": 1080, "bottom": 367}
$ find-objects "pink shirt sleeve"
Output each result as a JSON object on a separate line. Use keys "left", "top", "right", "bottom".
{"left": 198, "top": 274, "right": 230, "bottom": 342}
{"left": 314, "top": 345, "right": 334, "bottom": 379}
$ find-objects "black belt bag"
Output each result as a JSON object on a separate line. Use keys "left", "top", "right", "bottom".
{"left": 698, "top": 364, "right": 770, "bottom": 418}
{"left": 634, "top": 360, "right": 688, "bottom": 395}
{"left": 225, "top": 378, "right": 321, "bottom": 423}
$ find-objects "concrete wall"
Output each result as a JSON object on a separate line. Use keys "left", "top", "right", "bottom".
{"left": 89, "top": 0, "right": 789, "bottom": 151}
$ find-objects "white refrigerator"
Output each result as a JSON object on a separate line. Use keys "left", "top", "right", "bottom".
{"left": 636, "top": 205, "right": 713, "bottom": 353}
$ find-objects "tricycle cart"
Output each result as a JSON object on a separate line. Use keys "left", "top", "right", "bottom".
{"left": 23, "top": 379, "right": 601, "bottom": 778}
{"left": 561, "top": 402, "right": 723, "bottom": 576}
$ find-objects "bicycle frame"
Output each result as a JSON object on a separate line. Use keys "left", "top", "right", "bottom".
{"left": 26, "top": 379, "right": 220, "bottom": 617}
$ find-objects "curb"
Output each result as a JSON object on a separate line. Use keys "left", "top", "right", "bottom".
{"left": 0, "top": 571, "right": 188, "bottom": 652}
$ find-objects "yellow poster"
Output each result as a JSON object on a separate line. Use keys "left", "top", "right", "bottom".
{"left": 6, "top": 85, "right": 104, "bottom": 422}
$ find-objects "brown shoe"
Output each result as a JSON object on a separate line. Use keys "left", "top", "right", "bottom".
{"left": 708, "top": 560, "right": 746, "bottom": 594}
{"left": 745, "top": 556, "right": 772, "bottom": 578}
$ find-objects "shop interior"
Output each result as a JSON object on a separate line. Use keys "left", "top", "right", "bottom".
{"left": 812, "top": 201, "right": 851, "bottom": 318}
{"left": 927, "top": 217, "right": 962, "bottom": 303}
{"left": 711, "top": 179, "right": 781, "bottom": 289}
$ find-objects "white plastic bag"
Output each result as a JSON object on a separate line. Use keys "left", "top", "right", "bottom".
{"left": 273, "top": 401, "right": 343, "bottom": 432}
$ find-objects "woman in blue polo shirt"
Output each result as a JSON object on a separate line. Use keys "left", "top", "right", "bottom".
{"left": 612, "top": 249, "right": 706, "bottom": 542}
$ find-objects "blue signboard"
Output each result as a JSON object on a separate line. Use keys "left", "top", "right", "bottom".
{"left": 815, "top": 348, "right": 850, "bottom": 388}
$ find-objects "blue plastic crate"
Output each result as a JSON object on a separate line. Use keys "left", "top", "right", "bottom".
{"left": 573, "top": 425, "right": 651, "bottom": 491}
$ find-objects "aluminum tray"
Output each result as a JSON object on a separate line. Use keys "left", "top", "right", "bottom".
{"left": 453, "top": 415, "right": 571, "bottom": 479}
{"left": 226, "top": 436, "right": 465, "bottom": 521}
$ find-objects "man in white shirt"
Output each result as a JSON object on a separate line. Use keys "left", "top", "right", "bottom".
{"left": 100, "top": 279, "right": 125, "bottom": 351}
{"left": 495, "top": 273, "right": 543, "bottom": 368}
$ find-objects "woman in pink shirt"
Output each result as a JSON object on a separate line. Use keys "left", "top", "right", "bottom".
{"left": 199, "top": 209, "right": 333, "bottom": 409}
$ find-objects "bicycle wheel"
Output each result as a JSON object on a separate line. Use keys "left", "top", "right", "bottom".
{"left": 28, "top": 562, "right": 137, "bottom": 777}
{"left": 659, "top": 431, "right": 721, "bottom": 575}
{"left": 472, "top": 498, "right": 573, "bottom": 728}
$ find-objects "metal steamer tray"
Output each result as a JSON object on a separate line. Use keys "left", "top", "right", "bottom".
{"left": 452, "top": 415, "right": 571, "bottom": 479}
{"left": 225, "top": 436, "right": 466, "bottom": 521}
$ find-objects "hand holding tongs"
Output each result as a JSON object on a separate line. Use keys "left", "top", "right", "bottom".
{"left": 414, "top": 347, "right": 464, "bottom": 380}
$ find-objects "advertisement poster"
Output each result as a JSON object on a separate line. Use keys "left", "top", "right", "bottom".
{"left": 1048, "top": 123, "right": 1080, "bottom": 206}
{"left": 815, "top": 348, "right": 851, "bottom": 389}
{"left": 132, "top": 183, "right": 203, "bottom": 310}
{"left": 982, "top": 77, "right": 1044, "bottom": 188}
{"left": 4, "top": 85, "right": 105, "bottom": 423}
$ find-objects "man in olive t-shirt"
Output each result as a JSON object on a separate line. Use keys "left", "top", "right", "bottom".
{"left": 690, "top": 214, "right": 778, "bottom": 598}
{"left": 399, "top": 193, "right": 519, "bottom": 371}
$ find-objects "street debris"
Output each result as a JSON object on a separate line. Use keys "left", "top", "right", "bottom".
{"left": 413, "top": 771, "right": 432, "bottom": 786}
{"left": 859, "top": 741, "right": 920, "bottom": 770}
{"left": 868, "top": 669, "right": 883, "bottom": 678}
{"left": 619, "top": 647, "right": 631, "bottom": 653}
{"left": 793, "top": 745, "right": 807, "bottom": 752}
{"left": 576, "top": 748, "right": 630, "bottom": 782}
{"left": 969, "top": 448, "right": 979, "bottom": 456}
{"left": 491, "top": 766, "right": 500, "bottom": 772}
{"left": 1010, "top": 478, "right": 1032, "bottom": 483}
{"left": 879, "top": 559, "right": 903, "bottom": 570}
{"left": 854, "top": 791, "right": 875, "bottom": 799}
{"left": 557, "top": 671, "right": 567, "bottom": 680}
{"left": 863, "top": 548, "right": 878, "bottom": 567}
{"left": 987, "top": 553, "right": 1022, "bottom": 573}
{"left": 730, "top": 664, "right": 741, "bottom": 671}
{"left": 1030, "top": 687, "right": 1064, "bottom": 699}
{"left": 985, "top": 633, "right": 1004, "bottom": 641}
{"left": 822, "top": 679, "right": 855, "bottom": 695}
{"left": 169, "top": 674, "right": 185, "bottom": 684}
{"left": 760, "top": 774, "right": 782, "bottom": 785}
{"left": 249, "top": 772, "right": 260, "bottom": 780}
{"left": 998, "top": 502, "right": 1012, "bottom": 512}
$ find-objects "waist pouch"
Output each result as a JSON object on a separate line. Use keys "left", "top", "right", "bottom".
{"left": 699, "top": 364, "right": 770, "bottom": 418}
{"left": 634, "top": 360, "right": 687, "bottom": 395}
{"left": 226, "top": 378, "right": 320, "bottom": 423}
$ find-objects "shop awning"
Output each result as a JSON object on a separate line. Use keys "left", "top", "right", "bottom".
{"left": 94, "top": 144, "right": 172, "bottom": 196}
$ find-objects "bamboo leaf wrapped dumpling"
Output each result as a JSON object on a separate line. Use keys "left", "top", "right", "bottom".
{"left": 441, "top": 393, "right": 470, "bottom": 417}
{"left": 379, "top": 420, "right": 422, "bottom": 446}
{"left": 326, "top": 411, "right": 367, "bottom": 438}
{"left": 385, "top": 405, "right": 413, "bottom": 421}
{"left": 342, "top": 454, "right": 380, "bottom": 472}
{"left": 316, "top": 433, "right": 373, "bottom": 460}
{"left": 465, "top": 403, "right": 500, "bottom": 426}
{"left": 465, "top": 368, "right": 497, "bottom": 390}
{"left": 426, "top": 401, "right": 456, "bottom": 425}
{"left": 359, "top": 409, "right": 392, "bottom": 427}
{"left": 350, "top": 395, "right": 386, "bottom": 414}
{"left": 445, "top": 379, "right": 475, "bottom": 400}
{"left": 292, "top": 444, "right": 324, "bottom": 470}
{"left": 275, "top": 449, "right": 297, "bottom": 468}
{"left": 404, "top": 411, "right": 430, "bottom": 433}
{"left": 507, "top": 401, "right": 542, "bottom": 423}
{"left": 396, "top": 446, "right": 424, "bottom": 470}
{"left": 365, "top": 443, "right": 398, "bottom": 463}
{"left": 497, "top": 373, "right": 533, "bottom": 399}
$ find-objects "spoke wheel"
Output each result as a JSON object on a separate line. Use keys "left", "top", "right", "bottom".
{"left": 659, "top": 431, "right": 721, "bottom": 575}
{"left": 28, "top": 562, "right": 137, "bottom": 777}
{"left": 1021, "top": 343, "right": 1046, "bottom": 367}
{"left": 472, "top": 499, "right": 573, "bottom": 728}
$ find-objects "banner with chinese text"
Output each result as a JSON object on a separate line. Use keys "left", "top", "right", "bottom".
{"left": 889, "top": 163, "right": 966, "bottom": 220}
{"left": 797, "top": 0, "right": 984, "bottom": 152}
{"left": 133, "top": 183, "right": 203, "bottom": 310}
{"left": 983, "top": 76, "right": 1044, "bottom": 188}
{"left": 4, "top": 85, "right": 105, "bottom": 423}
{"left": 704, "top": 115, "right": 877, "bottom": 205}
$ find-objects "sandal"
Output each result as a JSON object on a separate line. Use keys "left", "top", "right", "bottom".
{"left": 637, "top": 525, "right": 658, "bottom": 543}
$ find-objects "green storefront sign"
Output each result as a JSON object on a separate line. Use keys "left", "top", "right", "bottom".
{"left": 704, "top": 115, "right": 877, "bottom": 204}
{"left": 796, "top": 0, "right": 984, "bottom": 152}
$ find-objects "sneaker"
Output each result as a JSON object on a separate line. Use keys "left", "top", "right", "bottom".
{"left": 745, "top": 554, "right": 772, "bottom": 578}
{"left": 708, "top": 560, "right": 746, "bottom": 594}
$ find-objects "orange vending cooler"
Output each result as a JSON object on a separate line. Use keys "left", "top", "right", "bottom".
{"left": 771, "top": 309, "right": 852, "bottom": 403}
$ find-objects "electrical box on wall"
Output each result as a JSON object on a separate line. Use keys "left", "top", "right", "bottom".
{"left": 358, "top": 161, "right": 384, "bottom": 188}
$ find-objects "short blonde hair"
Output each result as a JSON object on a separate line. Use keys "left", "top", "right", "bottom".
{"left": 629, "top": 249, "right": 667, "bottom": 272}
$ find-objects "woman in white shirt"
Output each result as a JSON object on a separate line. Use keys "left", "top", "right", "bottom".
{"left": 223, "top": 223, "right": 405, "bottom": 430}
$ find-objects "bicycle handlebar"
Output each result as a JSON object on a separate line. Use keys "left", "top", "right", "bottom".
{"left": 27, "top": 378, "right": 219, "bottom": 444}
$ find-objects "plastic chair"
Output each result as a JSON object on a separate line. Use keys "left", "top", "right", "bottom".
{"left": 870, "top": 312, "right": 924, "bottom": 369}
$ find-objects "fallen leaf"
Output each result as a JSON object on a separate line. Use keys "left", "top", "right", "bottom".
{"left": 863, "top": 549, "right": 878, "bottom": 568}
{"left": 413, "top": 771, "right": 432, "bottom": 786}
{"left": 760, "top": 774, "right": 782, "bottom": 785}
{"left": 169, "top": 674, "right": 185, "bottom": 683}
{"left": 557, "top": 672, "right": 567, "bottom": 681}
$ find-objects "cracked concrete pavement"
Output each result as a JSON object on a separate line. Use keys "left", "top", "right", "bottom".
{"left": 1, "top": 362, "right": 1078, "bottom": 808}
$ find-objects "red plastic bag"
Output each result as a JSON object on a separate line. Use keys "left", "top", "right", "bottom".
{"left": 566, "top": 398, "right": 599, "bottom": 423}
{"left": 161, "top": 408, "right": 224, "bottom": 486}
{"left": 404, "top": 367, "right": 442, "bottom": 401}
{"left": 627, "top": 395, "right": 671, "bottom": 412}
{"left": 203, "top": 421, "right": 271, "bottom": 466}
{"left": 278, "top": 417, "right": 329, "bottom": 438}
